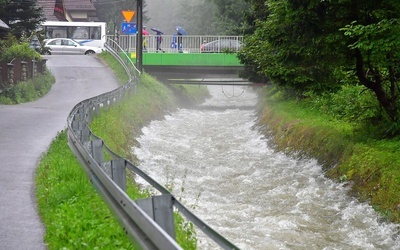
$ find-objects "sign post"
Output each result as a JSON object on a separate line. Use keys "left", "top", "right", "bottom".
{"left": 136, "top": 0, "right": 143, "bottom": 72}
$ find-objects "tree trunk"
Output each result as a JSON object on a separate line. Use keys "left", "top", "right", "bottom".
{"left": 354, "top": 49, "right": 398, "bottom": 122}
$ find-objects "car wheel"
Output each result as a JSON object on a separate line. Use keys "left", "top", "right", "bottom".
{"left": 85, "top": 50, "right": 95, "bottom": 55}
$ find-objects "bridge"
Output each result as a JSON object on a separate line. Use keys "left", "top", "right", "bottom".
{"left": 107, "top": 35, "right": 249, "bottom": 85}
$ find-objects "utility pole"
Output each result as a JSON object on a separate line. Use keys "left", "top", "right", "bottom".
{"left": 136, "top": 0, "right": 143, "bottom": 72}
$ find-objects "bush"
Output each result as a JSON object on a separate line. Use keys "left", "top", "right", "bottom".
{"left": 1, "top": 42, "right": 41, "bottom": 62}
{"left": 307, "top": 84, "right": 379, "bottom": 123}
{"left": 0, "top": 70, "right": 54, "bottom": 104}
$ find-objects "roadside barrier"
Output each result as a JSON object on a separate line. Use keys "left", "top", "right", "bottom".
{"left": 0, "top": 58, "right": 47, "bottom": 92}
{"left": 66, "top": 39, "right": 240, "bottom": 249}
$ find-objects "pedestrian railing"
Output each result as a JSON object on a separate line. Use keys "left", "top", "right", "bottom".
{"left": 67, "top": 38, "right": 240, "bottom": 249}
{"left": 108, "top": 35, "right": 244, "bottom": 54}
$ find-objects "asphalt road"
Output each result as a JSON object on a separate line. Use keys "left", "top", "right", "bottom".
{"left": 0, "top": 55, "right": 120, "bottom": 249}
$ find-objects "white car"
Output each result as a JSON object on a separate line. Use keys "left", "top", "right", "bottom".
{"left": 44, "top": 38, "right": 103, "bottom": 55}
{"left": 200, "top": 39, "right": 242, "bottom": 53}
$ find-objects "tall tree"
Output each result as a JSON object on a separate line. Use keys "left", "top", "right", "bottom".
{"left": 209, "top": 0, "right": 250, "bottom": 35}
{"left": 239, "top": 0, "right": 400, "bottom": 135}
{"left": 180, "top": 0, "right": 216, "bottom": 35}
{"left": 0, "top": 0, "right": 45, "bottom": 39}
{"left": 340, "top": 1, "right": 400, "bottom": 131}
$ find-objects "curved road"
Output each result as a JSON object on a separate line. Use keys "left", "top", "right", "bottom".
{"left": 0, "top": 55, "right": 119, "bottom": 249}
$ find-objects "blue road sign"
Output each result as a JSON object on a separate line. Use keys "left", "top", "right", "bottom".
{"left": 121, "top": 22, "right": 137, "bottom": 35}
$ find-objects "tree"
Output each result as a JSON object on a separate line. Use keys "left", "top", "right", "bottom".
{"left": 239, "top": 0, "right": 400, "bottom": 136}
{"left": 341, "top": 15, "right": 400, "bottom": 134}
{"left": 180, "top": 0, "right": 217, "bottom": 35}
{"left": 0, "top": 0, "right": 45, "bottom": 39}
{"left": 240, "top": 0, "right": 347, "bottom": 92}
{"left": 209, "top": 0, "right": 250, "bottom": 35}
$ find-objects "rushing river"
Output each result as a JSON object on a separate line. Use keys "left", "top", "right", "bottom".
{"left": 133, "top": 85, "right": 400, "bottom": 250}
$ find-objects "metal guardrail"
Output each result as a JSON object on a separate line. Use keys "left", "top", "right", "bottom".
{"left": 67, "top": 39, "right": 240, "bottom": 249}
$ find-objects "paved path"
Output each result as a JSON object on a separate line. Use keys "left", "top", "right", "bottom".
{"left": 0, "top": 55, "right": 119, "bottom": 249}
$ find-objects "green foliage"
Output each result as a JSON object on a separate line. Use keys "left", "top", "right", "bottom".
{"left": 208, "top": 0, "right": 250, "bottom": 35}
{"left": 333, "top": 141, "right": 400, "bottom": 222}
{"left": 341, "top": 19, "right": 400, "bottom": 65}
{"left": 340, "top": 18, "right": 400, "bottom": 134}
{"left": 306, "top": 84, "right": 379, "bottom": 123}
{"left": 179, "top": 0, "right": 218, "bottom": 35}
{"left": 241, "top": 0, "right": 400, "bottom": 137}
{"left": 174, "top": 213, "right": 197, "bottom": 250}
{"left": 0, "top": 42, "right": 42, "bottom": 62}
{"left": 98, "top": 52, "right": 130, "bottom": 84}
{"left": 239, "top": 0, "right": 345, "bottom": 93}
{"left": 0, "top": 0, "right": 45, "bottom": 39}
{"left": 242, "top": 0, "right": 269, "bottom": 34}
{"left": 0, "top": 33, "right": 18, "bottom": 51}
{"left": 36, "top": 132, "right": 135, "bottom": 249}
{"left": 0, "top": 70, "right": 54, "bottom": 104}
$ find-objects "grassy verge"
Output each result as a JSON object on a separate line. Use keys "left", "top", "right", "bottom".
{"left": 258, "top": 87, "right": 400, "bottom": 222}
{"left": 36, "top": 132, "right": 135, "bottom": 249}
{"left": 36, "top": 52, "right": 209, "bottom": 249}
{"left": 0, "top": 71, "right": 54, "bottom": 104}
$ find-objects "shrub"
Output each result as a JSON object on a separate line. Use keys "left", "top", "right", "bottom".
{"left": 0, "top": 70, "right": 54, "bottom": 104}
{"left": 1, "top": 42, "right": 41, "bottom": 62}
{"left": 307, "top": 84, "right": 379, "bottom": 123}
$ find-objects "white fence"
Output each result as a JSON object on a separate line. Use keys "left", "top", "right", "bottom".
{"left": 107, "top": 35, "right": 244, "bottom": 53}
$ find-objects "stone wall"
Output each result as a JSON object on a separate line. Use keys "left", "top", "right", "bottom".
{"left": 0, "top": 58, "right": 47, "bottom": 91}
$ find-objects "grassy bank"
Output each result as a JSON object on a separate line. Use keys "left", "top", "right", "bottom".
{"left": 258, "top": 87, "right": 400, "bottom": 223}
{"left": 0, "top": 70, "right": 54, "bottom": 104}
{"left": 36, "top": 132, "right": 136, "bottom": 249}
{"left": 35, "top": 52, "right": 209, "bottom": 249}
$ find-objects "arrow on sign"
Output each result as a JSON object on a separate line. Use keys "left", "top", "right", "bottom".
{"left": 122, "top": 10, "right": 135, "bottom": 23}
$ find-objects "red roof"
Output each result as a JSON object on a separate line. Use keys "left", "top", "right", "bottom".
{"left": 63, "top": 0, "right": 96, "bottom": 11}
{"left": 36, "top": 0, "right": 59, "bottom": 21}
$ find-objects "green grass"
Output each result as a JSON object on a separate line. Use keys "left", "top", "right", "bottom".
{"left": 36, "top": 131, "right": 198, "bottom": 249}
{"left": 0, "top": 71, "right": 55, "bottom": 104}
{"left": 98, "top": 52, "right": 130, "bottom": 84}
{"left": 36, "top": 132, "right": 135, "bottom": 249}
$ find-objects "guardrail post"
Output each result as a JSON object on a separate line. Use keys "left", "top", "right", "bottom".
{"left": 91, "top": 138, "right": 104, "bottom": 163}
{"left": 136, "top": 194, "right": 176, "bottom": 240}
{"left": 111, "top": 158, "right": 126, "bottom": 191}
